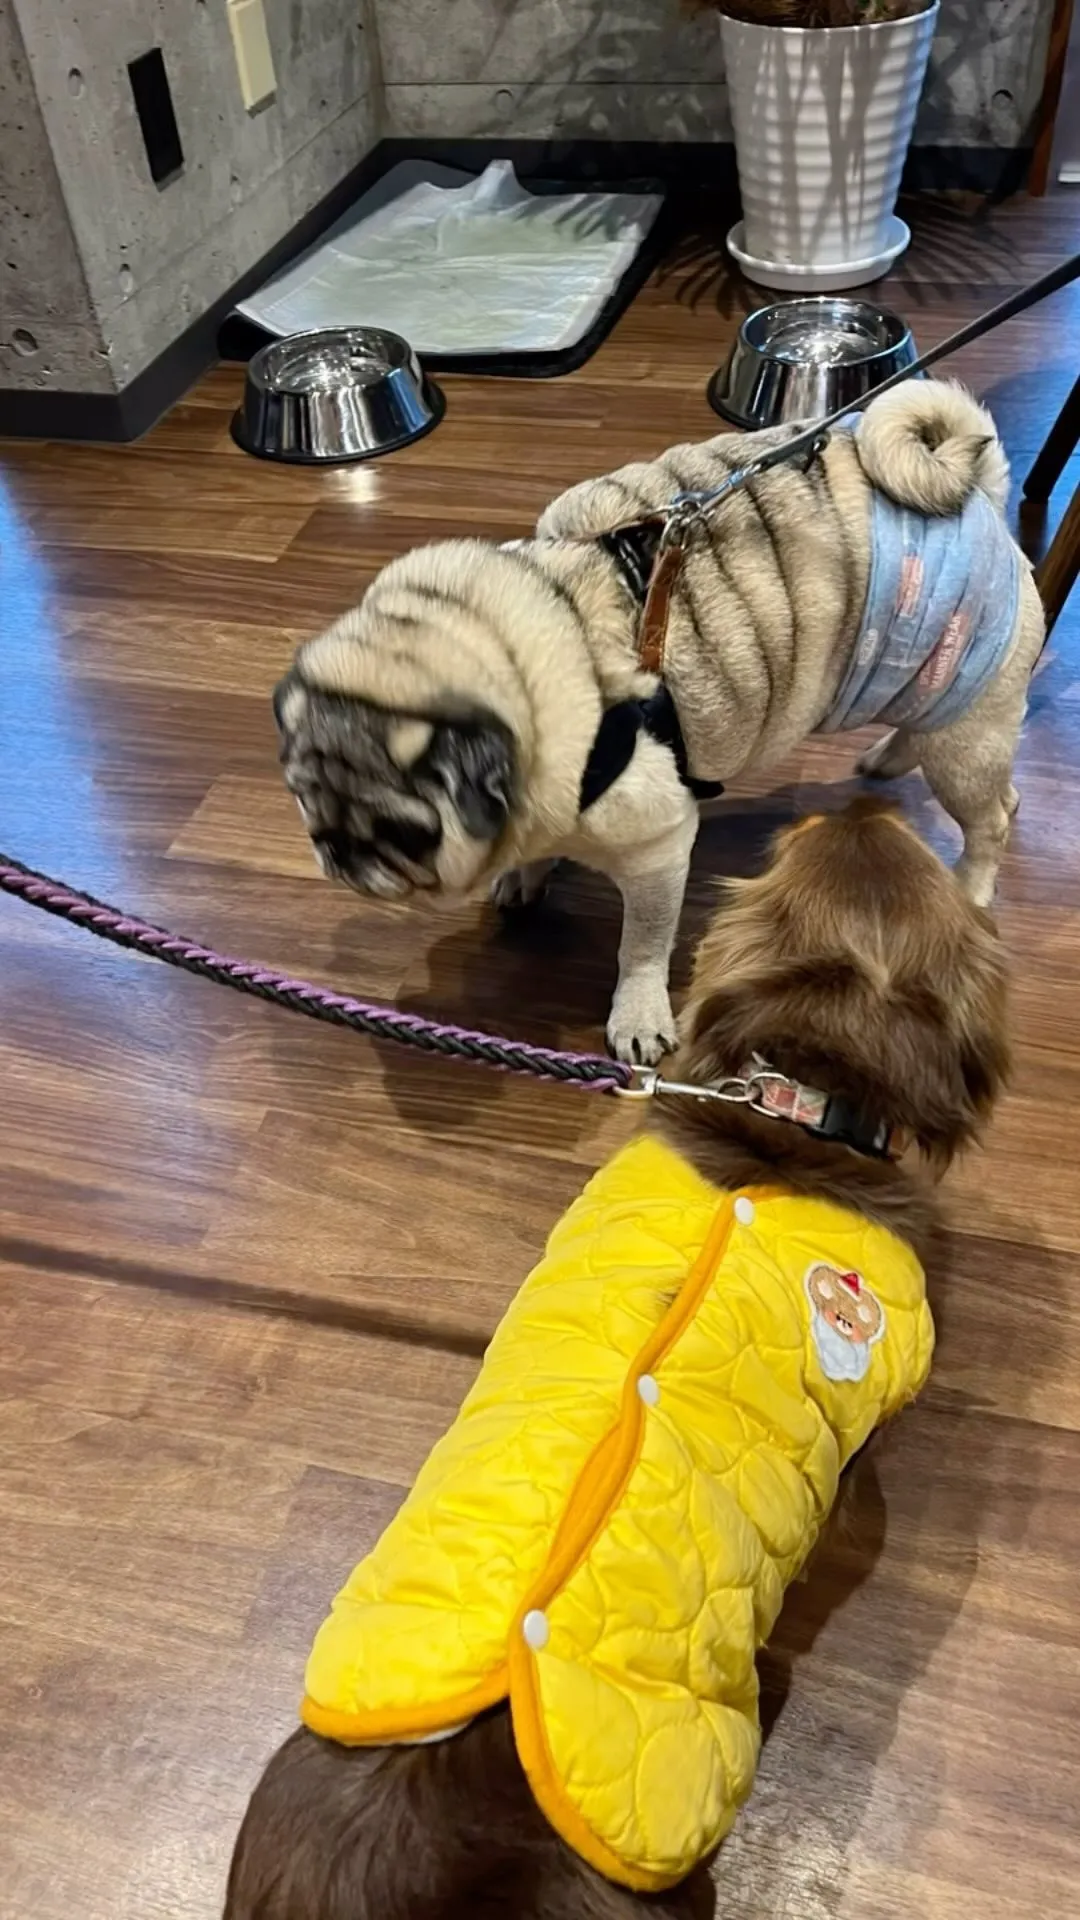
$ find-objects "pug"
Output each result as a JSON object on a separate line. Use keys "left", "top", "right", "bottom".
{"left": 274, "top": 381, "right": 1043, "bottom": 1064}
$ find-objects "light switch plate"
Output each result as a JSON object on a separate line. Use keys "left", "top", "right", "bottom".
{"left": 227, "top": 0, "right": 276, "bottom": 113}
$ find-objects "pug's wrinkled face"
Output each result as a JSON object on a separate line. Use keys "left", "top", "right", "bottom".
{"left": 274, "top": 673, "right": 518, "bottom": 900}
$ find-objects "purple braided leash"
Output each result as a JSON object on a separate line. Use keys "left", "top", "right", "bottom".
{"left": 0, "top": 853, "right": 632, "bottom": 1094}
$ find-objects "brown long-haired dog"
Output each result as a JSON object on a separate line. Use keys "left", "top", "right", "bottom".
{"left": 224, "top": 798, "right": 1008, "bottom": 1920}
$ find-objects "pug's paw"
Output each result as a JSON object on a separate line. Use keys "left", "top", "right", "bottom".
{"left": 606, "top": 975, "right": 677, "bottom": 1067}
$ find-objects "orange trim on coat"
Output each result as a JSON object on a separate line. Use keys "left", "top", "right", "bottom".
{"left": 301, "top": 1667, "right": 509, "bottom": 1745}
{"left": 509, "top": 1189, "right": 779, "bottom": 1890}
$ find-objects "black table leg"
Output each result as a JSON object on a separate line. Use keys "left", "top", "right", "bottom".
{"left": 1025, "top": 370, "right": 1080, "bottom": 502}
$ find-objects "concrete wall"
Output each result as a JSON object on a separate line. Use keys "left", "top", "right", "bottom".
{"left": 3, "top": 0, "right": 381, "bottom": 396}
{"left": 0, "top": 1, "right": 111, "bottom": 395}
{"left": 375, "top": 0, "right": 1054, "bottom": 153}
{"left": 2, "top": 0, "right": 1054, "bottom": 404}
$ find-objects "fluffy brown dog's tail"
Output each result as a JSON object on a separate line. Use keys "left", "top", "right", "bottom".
{"left": 856, "top": 379, "right": 1010, "bottom": 517}
{"left": 223, "top": 1714, "right": 716, "bottom": 1920}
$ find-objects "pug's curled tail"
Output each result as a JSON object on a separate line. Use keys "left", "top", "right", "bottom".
{"left": 855, "top": 379, "right": 1010, "bottom": 517}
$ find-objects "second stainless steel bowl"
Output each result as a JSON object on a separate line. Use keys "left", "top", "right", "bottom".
{"left": 709, "top": 297, "right": 918, "bottom": 431}
{"left": 232, "top": 326, "right": 444, "bottom": 464}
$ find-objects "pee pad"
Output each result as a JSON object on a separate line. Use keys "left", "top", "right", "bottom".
{"left": 234, "top": 160, "right": 663, "bottom": 359}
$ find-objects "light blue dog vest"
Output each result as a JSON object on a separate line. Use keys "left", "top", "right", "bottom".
{"left": 820, "top": 420, "right": 1021, "bottom": 734}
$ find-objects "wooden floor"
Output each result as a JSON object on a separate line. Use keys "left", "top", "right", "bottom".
{"left": 3, "top": 190, "right": 1080, "bottom": 1919}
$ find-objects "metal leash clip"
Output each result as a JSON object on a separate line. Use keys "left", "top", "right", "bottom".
{"left": 663, "top": 471, "right": 750, "bottom": 542}
{"left": 616, "top": 1059, "right": 792, "bottom": 1108}
{"left": 657, "top": 499, "right": 706, "bottom": 554}
{"left": 661, "top": 428, "right": 830, "bottom": 542}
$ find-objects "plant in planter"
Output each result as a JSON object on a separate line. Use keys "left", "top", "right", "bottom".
{"left": 689, "top": 0, "right": 939, "bottom": 291}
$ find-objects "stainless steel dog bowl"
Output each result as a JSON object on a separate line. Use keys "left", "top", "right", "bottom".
{"left": 232, "top": 326, "right": 444, "bottom": 464}
{"left": 708, "top": 298, "right": 918, "bottom": 431}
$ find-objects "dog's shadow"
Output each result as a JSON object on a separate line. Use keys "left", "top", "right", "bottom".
{"left": 711, "top": 1237, "right": 1062, "bottom": 1915}
{"left": 352, "top": 778, "right": 931, "bottom": 1138}
{"left": 755, "top": 1448, "right": 891, "bottom": 1754}
{"left": 709, "top": 1401, "right": 976, "bottom": 1915}
{"left": 361, "top": 787, "right": 815, "bottom": 1139}
{"left": 330, "top": 879, "right": 623, "bottom": 1143}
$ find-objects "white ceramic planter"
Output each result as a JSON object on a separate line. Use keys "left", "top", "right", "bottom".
{"left": 720, "top": 3, "right": 939, "bottom": 291}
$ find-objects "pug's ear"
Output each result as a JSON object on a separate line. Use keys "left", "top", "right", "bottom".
{"left": 272, "top": 672, "right": 306, "bottom": 736}
{"left": 430, "top": 718, "right": 517, "bottom": 842}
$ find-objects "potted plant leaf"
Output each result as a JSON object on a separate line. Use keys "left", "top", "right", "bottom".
{"left": 690, "top": 0, "right": 939, "bottom": 289}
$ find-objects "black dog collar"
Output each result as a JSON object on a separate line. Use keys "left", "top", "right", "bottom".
{"left": 623, "top": 1054, "right": 905, "bottom": 1163}
{"left": 744, "top": 1058, "right": 904, "bottom": 1162}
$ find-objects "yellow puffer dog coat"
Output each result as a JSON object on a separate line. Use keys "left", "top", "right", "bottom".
{"left": 302, "top": 1135, "right": 933, "bottom": 1891}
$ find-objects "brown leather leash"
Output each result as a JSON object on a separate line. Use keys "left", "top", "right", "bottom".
{"left": 637, "top": 535, "right": 687, "bottom": 678}
{"left": 612, "top": 431, "right": 829, "bottom": 677}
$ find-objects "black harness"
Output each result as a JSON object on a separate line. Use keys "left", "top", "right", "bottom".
{"left": 578, "top": 524, "right": 725, "bottom": 813}
{"left": 597, "top": 521, "right": 661, "bottom": 603}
